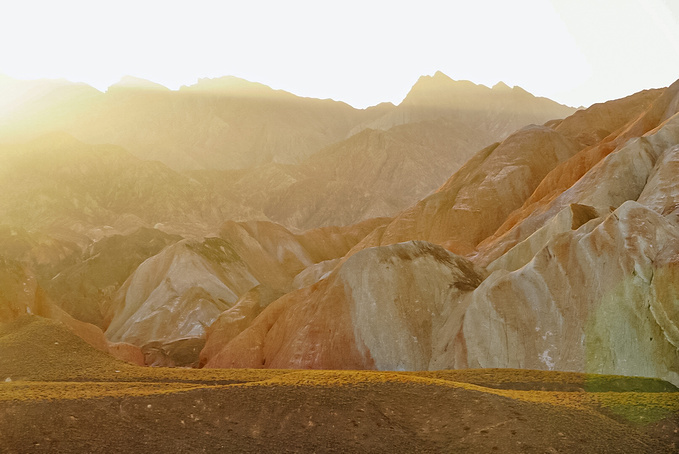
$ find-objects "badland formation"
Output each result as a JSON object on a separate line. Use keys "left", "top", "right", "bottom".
{"left": 1, "top": 72, "right": 679, "bottom": 452}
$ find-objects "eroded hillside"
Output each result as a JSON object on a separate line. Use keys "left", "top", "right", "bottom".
{"left": 1, "top": 75, "right": 678, "bottom": 388}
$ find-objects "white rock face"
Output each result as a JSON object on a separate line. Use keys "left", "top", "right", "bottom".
{"left": 431, "top": 113, "right": 679, "bottom": 385}
{"left": 104, "top": 220, "right": 385, "bottom": 366}
{"left": 486, "top": 203, "right": 600, "bottom": 273}
{"left": 292, "top": 258, "right": 340, "bottom": 289}
{"left": 479, "top": 112, "right": 679, "bottom": 266}
{"left": 201, "top": 241, "right": 485, "bottom": 370}
{"left": 341, "top": 241, "right": 485, "bottom": 370}
{"left": 105, "top": 239, "right": 259, "bottom": 347}
{"left": 432, "top": 200, "right": 679, "bottom": 384}
{"left": 638, "top": 143, "right": 679, "bottom": 220}
{"left": 200, "top": 86, "right": 679, "bottom": 385}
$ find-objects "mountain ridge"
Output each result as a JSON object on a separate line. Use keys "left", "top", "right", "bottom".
{"left": 3, "top": 75, "right": 677, "bottom": 389}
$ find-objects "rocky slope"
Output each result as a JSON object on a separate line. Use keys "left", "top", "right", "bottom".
{"left": 2, "top": 72, "right": 678, "bottom": 392}
{"left": 203, "top": 241, "right": 485, "bottom": 370}
{"left": 104, "top": 219, "right": 387, "bottom": 366}
{"left": 104, "top": 238, "right": 259, "bottom": 366}
{"left": 43, "top": 228, "right": 182, "bottom": 327}
{"left": 199, "top": 79, "right": 679, "bottom": 388}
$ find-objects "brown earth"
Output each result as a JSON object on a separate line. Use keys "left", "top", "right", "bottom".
{"left": 1, "top": 316, "right": 678, "bottom": 453}
{"left": 2, "top": 378, "right": 677, "bottom": 454}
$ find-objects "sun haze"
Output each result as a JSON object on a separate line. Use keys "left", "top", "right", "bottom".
{"left": 0, "top": 0, "right": 677, "bottom": 107}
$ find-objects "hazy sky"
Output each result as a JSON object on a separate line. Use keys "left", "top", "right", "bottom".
{"left": 1, "top": 0, "right": 678, "bottom": 108}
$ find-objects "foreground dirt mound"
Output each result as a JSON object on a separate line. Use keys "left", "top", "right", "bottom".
{"left": 0, "top": 259, "right": 143, "bottom": 366}
{"left": 0, "top": 316, "right": 135, "bottom": 381}
{"left": 1, "top": 321, "right": 677, "bottom": 453}
{"left": 1, "top": 369, "right": 678, "bottom": 453}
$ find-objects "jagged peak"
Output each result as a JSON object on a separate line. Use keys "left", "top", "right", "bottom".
{"left": 431, "top": 70, "right": 453, "bottom": 82}
{"left": 109, "top": 76, "right": 170, "bottom": 91}
{"left": 492, "top": 81, "right": 511, "bottom": 91}
{"left": 401, "top": 71, "right": 491, "bottom": 106}
{"left": 411, "top": 71, "right": 477, "bottom": 89}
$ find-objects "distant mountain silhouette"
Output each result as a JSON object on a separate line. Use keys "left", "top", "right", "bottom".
{"left": 0, "top": 72, "right": 573, "bottom": 172}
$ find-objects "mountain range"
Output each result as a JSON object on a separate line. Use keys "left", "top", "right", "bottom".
{"left": 0, "top": 72, "right": 575, "bottom": 233}
{"left": 1, "top": 72, "right": 675, "bottom": 375}
{"left": 2, "top": 70, "right": 679, "bottom": 451}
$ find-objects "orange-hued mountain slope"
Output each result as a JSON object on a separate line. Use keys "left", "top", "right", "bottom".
{"left": 201, "top": 79, "right": 679, "bottom": 388}
{"left": 1, "top": 73, "right": 679, "bottom": 391}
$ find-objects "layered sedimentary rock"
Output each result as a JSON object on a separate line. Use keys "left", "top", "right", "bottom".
{"left": 202, "top": 241, "right": 484, "bottom": 369}
{"left": 3, "top": 72, "right": 678, "bottom": 386}
{"left": 43, "top": 227, "right": 181, "bottom": 327}
{"left": 291, "top": 258, "right": 340, "bottom": 289}
{"left": 198, "top": 285, "right": 282, "bottom": 367}
{"left": 476, "top": 79, "right": 679, "bottom": 265}
{"left": 104, "top": 238, "right": 258, "bottom": 365}
{"left": 428, "top": 82, "right": 679, "bottom": 385}
{"left": 433, "top": 201, "right": 679, "bottom": 386}
{"left": 202, "top": 79, "right": 679, "bottom": 387}
{"left": 106, "top": 219, "right": 387, "bottom": 365}
{"left": 216, "top": 218, "right": 390, "bottom": 293}
{"left": 347, "top": 124, "right": 580, "bottom": 255}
